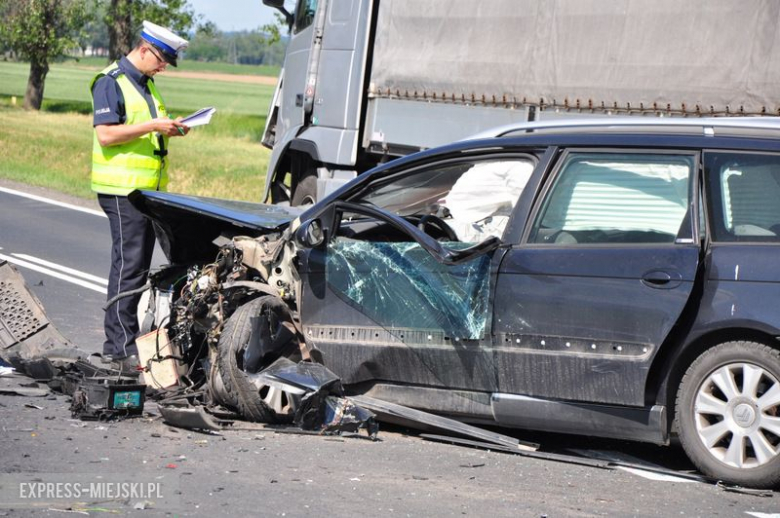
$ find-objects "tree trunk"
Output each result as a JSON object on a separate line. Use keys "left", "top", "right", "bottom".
{"left": 24, "top": 58, "right": 49, "bottom": 111}
{"left": 108, "top": 0, "right": 133, "bottom": 61}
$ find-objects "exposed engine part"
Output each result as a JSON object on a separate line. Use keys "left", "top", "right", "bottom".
{"left": 144, "top": 235, "right": 303, "bottom": 413}
{"left": 266, "top": 241, "right": 300, "bottom": 302}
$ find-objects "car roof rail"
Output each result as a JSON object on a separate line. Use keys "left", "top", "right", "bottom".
{"left": 465, "top": 116, "right": 780, "bottom": 140}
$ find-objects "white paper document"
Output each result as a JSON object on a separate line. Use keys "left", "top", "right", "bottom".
{"left": 180, "top": 106, "right": 216, "bottom": 127}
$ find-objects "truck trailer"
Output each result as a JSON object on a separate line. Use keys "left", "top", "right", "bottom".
{"left": 260, "top": 0, "right": 780, "bottom": 204}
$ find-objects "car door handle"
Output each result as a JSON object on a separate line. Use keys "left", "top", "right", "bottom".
{"left": 641, "top": 269, "right": 683, "bottom": 289}
{"left": 295, "top": 94, "right": 304, "bottom": 107}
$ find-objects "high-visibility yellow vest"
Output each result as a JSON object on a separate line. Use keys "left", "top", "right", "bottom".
{"left": 90, "top": 63, "right": 170, "bottom": 195}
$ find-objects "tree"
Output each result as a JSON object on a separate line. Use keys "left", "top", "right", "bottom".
{"left": 185, "top": 21, "right": 226, "bottom": 62}
{"left": 0, "top": 0, "right": 91, "bottom": 110}
{"left": 104, "top": 0, "right": 197, "bottom": 62}
{"left": 81, "top": 1, "right": 109, "bottom": 55}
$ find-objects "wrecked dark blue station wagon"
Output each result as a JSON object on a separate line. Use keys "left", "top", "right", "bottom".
{"left": 132, "top": 118, "right": 780, "bottom": 488}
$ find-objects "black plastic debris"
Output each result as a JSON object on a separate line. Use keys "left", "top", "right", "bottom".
{"left": 351, "top": 395, "right": 537, "bottom": 451}
{"left": 716, "top": 480, "right": 775, "bottom": 498}
{"left": 0, "top": 372, "right": 51, "bottom": 397}
{"left": 258, "top": 357, "right": 342, "bottom": 394}
{"left": 17, "top": 357, "right": 58, "bottom": 381}
{"left": 158, "top": 403, "right": 232, "bottom": 432}
{"left": 256, "top": 358, "right": 378, "bottom": 438}
{"left": 243, "top": 301, "right": 297, "bottom": 373}
{"left": 296, "top": 394, "right": 379, "bottom": 438}
{"left": 421, "top": 434, "right": 610, "bottom": 470}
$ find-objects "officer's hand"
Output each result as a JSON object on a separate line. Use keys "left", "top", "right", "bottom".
{"left": 172, "top": 117, "right": 190, "bottom": 137}
{"left": 153, "top": 117, "right": 189, "bottom": 137}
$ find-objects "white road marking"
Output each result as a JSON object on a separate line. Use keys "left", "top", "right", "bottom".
{"left": 0, "top": 186, "right": 105, "bottom": 218}
{"left": 12, "top": 253, "right": 107, "bottom": 285}
{"left": 616, "top": 466, "right": 696, "bottom": 483}
{"left": 0, "top": 252, "right": 107, "bottom": 294}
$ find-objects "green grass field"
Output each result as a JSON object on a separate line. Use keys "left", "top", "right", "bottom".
{"left": 0, "top": 60, "right": 276, "bottom": 200}
{"left": 59, "top": 56, "right": 281, "bottom": 77}
{"left": 0, "top": 61, "right": 273, "bottom": 117}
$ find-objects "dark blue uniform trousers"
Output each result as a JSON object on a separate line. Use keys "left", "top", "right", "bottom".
{"left": 98, "top": 194, "right": 155, "bottom": 358}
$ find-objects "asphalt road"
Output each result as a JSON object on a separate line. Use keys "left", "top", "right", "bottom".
{"left": 1, "top": 182, "right": 779, "bottom": 516}
{"left": 0, "top": 182, "right": 164, "bottom": 353}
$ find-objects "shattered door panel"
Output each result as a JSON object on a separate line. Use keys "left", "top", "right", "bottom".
{"left": 299, "top": 241, "right": 497, "bottom": 392}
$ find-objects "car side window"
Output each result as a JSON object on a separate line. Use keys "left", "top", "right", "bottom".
{"left": 705, "top": 152, "right": 780, "bottom": 242}
{"left": 294, "top": 0, "right": 318, "bottom": 33}
{"left": 531, "top": 152, "right": 694, "bottom": 245}
{"left": 346, "top": 157, "right": 535, "bottom": 242}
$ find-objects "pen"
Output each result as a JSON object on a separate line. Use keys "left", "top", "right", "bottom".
{"left": 170, "top": 115, "right": 185, "bottom": 135}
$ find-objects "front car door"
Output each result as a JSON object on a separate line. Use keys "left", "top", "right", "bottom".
{"left": 493, "top": 149, "right": 702, "bottom": 407}
{"left": 297, "top": 154, "right": 538, "bottom": 404}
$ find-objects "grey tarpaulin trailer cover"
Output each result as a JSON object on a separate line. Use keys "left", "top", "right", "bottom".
{"left": 370, "top": 0, "right": 780, "bottom": 116}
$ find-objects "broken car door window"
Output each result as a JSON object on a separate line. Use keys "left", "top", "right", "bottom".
{"left": 351, "top": 157, "right": 536, "bottom": 243}
{"left": 326, "top": 236, "right": 492, "bottom": 340}
{"left": 531, "top": 152, "right": 693, "bottom": 245}
{"left": 321, "top": 158, "right": 535, "bottom": 341}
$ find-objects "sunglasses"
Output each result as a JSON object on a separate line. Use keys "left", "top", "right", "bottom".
{"left": 147, "top": 46, "right": 168, "bottom": 65}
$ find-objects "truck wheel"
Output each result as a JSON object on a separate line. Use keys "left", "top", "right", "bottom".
{"left": 215, "top": 296, "right": 299, "bottom": 422}
{"left": 292, "top": 174, "right": 317, "bottom": 206}
{"left": 676, "top": 341, "right": 780, "bottom": 488}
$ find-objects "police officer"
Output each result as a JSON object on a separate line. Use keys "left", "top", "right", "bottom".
{"left": 91, "top": 21, "right": 189, "bottom": 373}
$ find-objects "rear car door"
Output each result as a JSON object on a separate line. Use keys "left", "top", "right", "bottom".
{"left": 699, "top": 150, "right": 780, "bottom": 332}
{"left": 493, "top": 149, "right": 702, "bottom": 406}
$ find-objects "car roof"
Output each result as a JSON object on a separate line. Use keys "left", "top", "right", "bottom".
{"left": 465, "top": 116, "right": 780, "bottom": 140}
{"left": 348, "top": 116, "right": 780, "bottom": 195}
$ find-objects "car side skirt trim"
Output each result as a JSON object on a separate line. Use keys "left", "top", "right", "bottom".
{"left": 491, "top": 393, "right": 668, "bottom": 445}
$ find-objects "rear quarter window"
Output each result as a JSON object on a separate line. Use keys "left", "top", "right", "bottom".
{"left": 705, "top": 152, "right": 780, "bottom": 242}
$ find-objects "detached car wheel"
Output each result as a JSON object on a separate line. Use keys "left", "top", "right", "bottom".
{"left": 215, "top": 296, "right": 300, "bottom": 423}
{"left": 676, "top": 341, "right": 780, "bottom": 488}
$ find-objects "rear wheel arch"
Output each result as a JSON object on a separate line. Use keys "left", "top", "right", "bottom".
{"left": 648, "top": 328, "right": 780, "bottom": 415}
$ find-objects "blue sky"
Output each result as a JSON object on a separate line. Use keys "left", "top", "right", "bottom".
{"left": 187, "top": 0, "right": 290, "bottom": 31}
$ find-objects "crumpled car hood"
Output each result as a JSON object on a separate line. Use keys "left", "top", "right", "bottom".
{"left": 129, "top": 190, "right": 304, "bottom": 264}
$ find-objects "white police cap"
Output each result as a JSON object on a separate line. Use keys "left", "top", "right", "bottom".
{"left": 141, "top": 20, "right": 188, "bottom": 67}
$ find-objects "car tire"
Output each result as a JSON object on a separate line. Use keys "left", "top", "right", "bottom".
{"left": 215, "top": 296, "right": 299, "bottom": 423}
{"left": 292, "top": 173, "right": 317, "bottom": 206}
{"left": 676, "top": 341, "right": 780, "bottom": 488}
